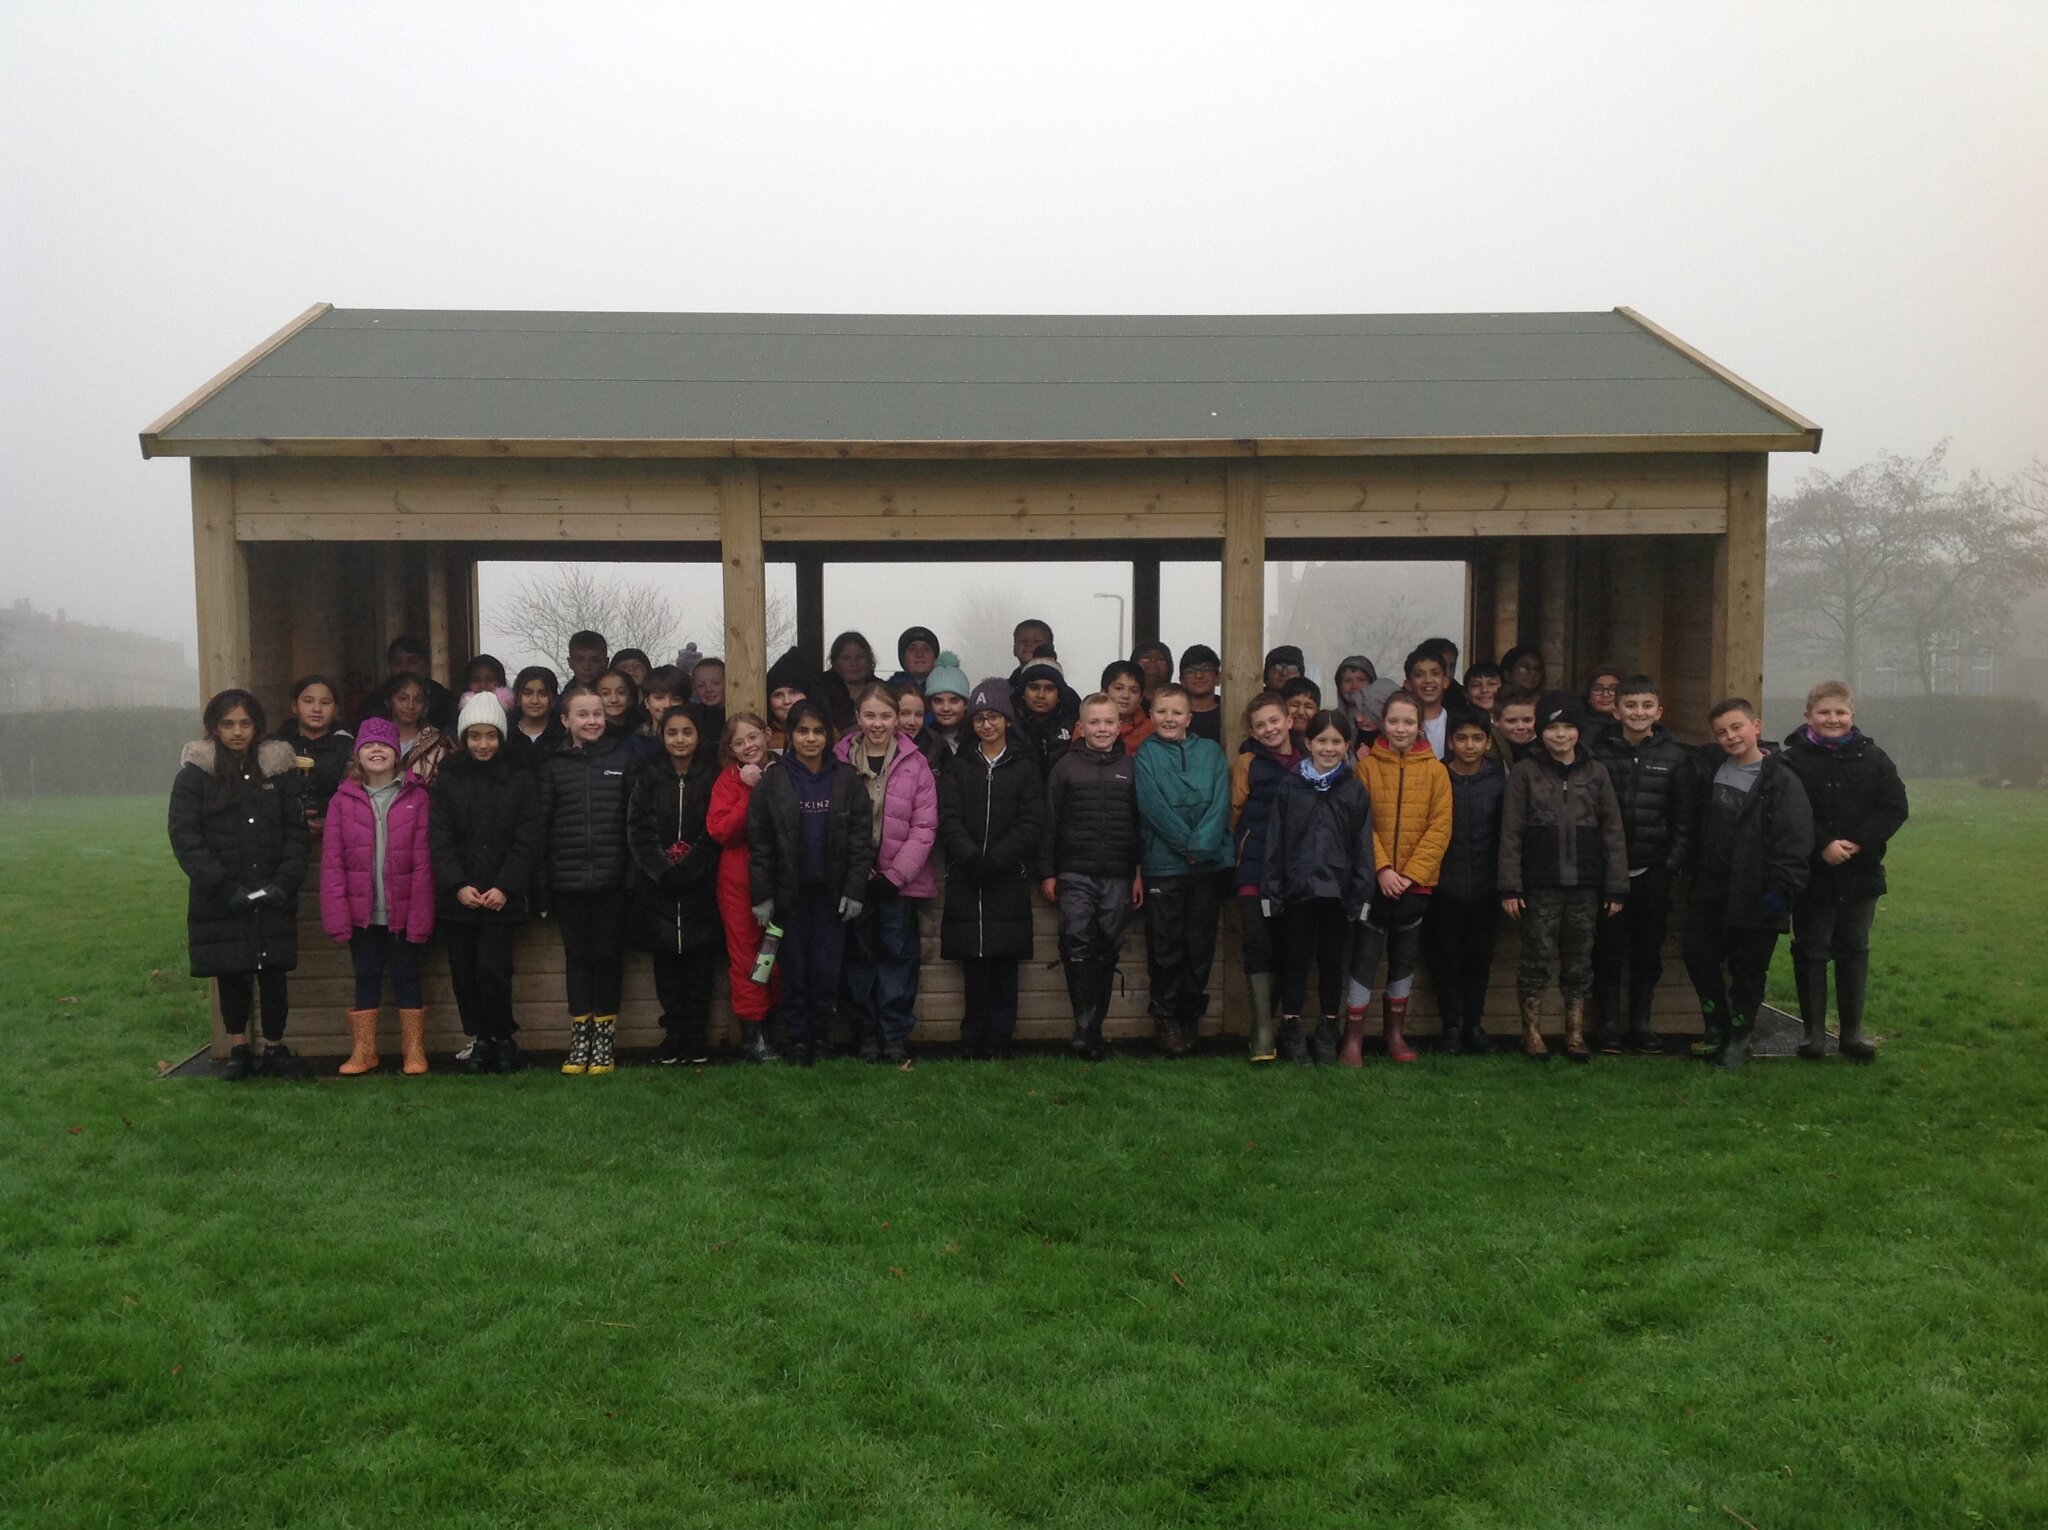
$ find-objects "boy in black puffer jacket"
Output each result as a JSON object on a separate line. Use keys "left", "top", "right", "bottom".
{"left": 1589, "top": 675, "right": 1696, "bottom": 1054}
{"left": 1424, "top": 707, "right": 1507, "bottom": 1054}
{"left": 1779, "top": 681, "right": 1908, "bottom": 1061}
{"left": 1683, "top": 698, "right": 1815, "bottom": 1068}
{"left": 431, "top": 692, "right": 542, "bottom": 1072}
{"left": 1039, "top": 693, "right": 1141, "bottom": 1060}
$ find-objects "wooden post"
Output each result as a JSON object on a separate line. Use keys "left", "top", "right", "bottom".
{"left": 1713, "top": 455, "right": 1768, "bottom": 706}
{"left": 290, "top": 544, "right": 343, "bottom": 684}
{"left": 1464, "top": 554, "right": 1487, "bottom": 669}
{"left": 1539, "top": 539, "right": 1571, "bottom": 684}
{"left": 1221, "top": 463, "right": 1265, "bottom": 747}
{"left": 1131, "top": 556, "right": 1161, "bottom": 650}
{"left": 376, "top": 544, "right": 405, "bottom": 656}
{"left": 189, "top": 461, "right": 248, "bottom": 702}
{"left": 1490, "top": 537, "right": 1522, "bottom": 659}
{"left": 426, "top": 552, "right": 451, "bottom": 687}
{"left": 795, "top": 555, "right": 824, "bottom": 670}
{"left": 720, "top": 463, "right": 768, "bottom": 713}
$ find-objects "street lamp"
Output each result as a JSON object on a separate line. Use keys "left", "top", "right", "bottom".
{"left": 1094, "top": 591, "right": 1125, "bottom": 659}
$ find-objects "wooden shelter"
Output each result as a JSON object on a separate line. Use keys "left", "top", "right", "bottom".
{"left": 145, "top": 306, "right": 1818, "bottom": 1058}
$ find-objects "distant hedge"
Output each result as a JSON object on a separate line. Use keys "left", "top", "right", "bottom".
{"left": 1764, "top": 694, "right": 2048, "bottom": 782}
{"left": 0, "top": 708, "right": 199, "bottom": 798}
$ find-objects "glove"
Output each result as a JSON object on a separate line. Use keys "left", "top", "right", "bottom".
{"left": 242, "top": 886, "right": 272, "bottom": 905}
{"left": 962, "top": 852, "right": 996, "bottom": 886}
{"left": 259, "top": 884, "right": 286, "bottom": 904}
{"left": 838, "top": 896, "right": 864, "bottom": 924}
{"left": 224, "top": 884, "right": 252, "bottom": 906}
{"left": 867, "top": 872, "right": 898, "bottom": 902}
{"left": 1761, "top": 888, "right": 1792, "bottom": 920}
{"left": 752, "top": 901, "right": 774, "bottom": 929}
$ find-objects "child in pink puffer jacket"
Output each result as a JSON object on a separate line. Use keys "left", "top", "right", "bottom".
{"left": 321, "top": 717, "right": 438, "bottom": 1076}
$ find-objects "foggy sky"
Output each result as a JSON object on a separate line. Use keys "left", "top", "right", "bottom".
{"left": 4, "top": 1, "right": 2043, "bottom": 664}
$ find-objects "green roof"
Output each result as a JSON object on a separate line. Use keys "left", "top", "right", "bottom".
{"left": 142, "top": 306, "right": 1819, "bottom": 456}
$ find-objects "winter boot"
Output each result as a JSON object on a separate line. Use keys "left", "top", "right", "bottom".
{"left": 561, "top": 1016, "right": 593, "bottom": 1075}
{"left": 465, "top": 1035, "right": 497, "bottom": 1074}
{"left": 1562, "top": 997, "right": 1591, "bottom": 1063}
{"left": 1277, "top": 1015, "right": 1309, "bottom": 1065}
{"left": 1690, "top": 1002, "right": 1728, "bottom": 1062}
{"left": 1063, "top": 960, "right": 1094, "bottom": 1058}
{"left": 587, "top": 1016, "right": 618, "bottom": 1076}
{"left": 491, "top": 1034, "right": 523, "bottom": 1073}
{"left": 1383, "top": 995, "right": 1417, "bottom": 1063}
{"left": 1719, "top": 1010, "right": 1753, "bottom": 1069}
{"left": 1157, "top": 1013, "right": 1188, "bottom": 1058}
{"left": 1439, "top": 1006, "right": 1465, "bottom": 1055}
{"left": 739, "top": 1021, "right": 781, "bottom": 1064}
{"left": 1793, "top": 957, "right": 1830, "bottom": 1059}
{"left": 1835, "top": 950, "right": 1877, "bottom": 1061}
{"left": 338, "top": 1009, "right": 381, "bottom": 1075}
{"left": 1084, "top": 963, "right": 1116, "bottom": 1061}
{"left": 1246, "top": 972, "right": 1277, "bottom": 1063}
{"left": 1336, "top": 1008, "right": 1367, "bottom": 1068}
{"left": 1518, "top": 995, "right": 1549, "bottom": 1060}
{"left": 1592, "top": 979, "right": 1626, "bottom": 1055}
{"left": 220, "top": 1043, "right": 257, "bottom": 1082}
{"left": 399, "top": 1009, "right": 431, "bottom": 1075}
{"left": 259, "top": 1042, "right": 309, "bottom": 1080}
{"left": 1309, "top": 1014, "right": 1340, "bottom": 1066}
{"left": 1627, "top": 981, "right": 1663, "bottom": 1054}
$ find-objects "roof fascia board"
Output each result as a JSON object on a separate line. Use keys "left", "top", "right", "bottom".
{"left": 139, "top": 302, "right": 333, "bottom": 459}
{"left": 1614, "top": 306, "right": 1821, "bottom": 451}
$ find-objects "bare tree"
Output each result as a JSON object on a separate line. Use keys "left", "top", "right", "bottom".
{"left": 944, "top": 583, "right": 1027, "bottom": 681}
{"left": 493, "top": 565, "right": 686, "bottom": 670}
{"left": 1890, "top": 468, "right": 2048, "bottom": 694}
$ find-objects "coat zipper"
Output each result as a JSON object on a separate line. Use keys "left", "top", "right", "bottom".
{"left": 977, "top": 753, "right": 994, "bottom": 953}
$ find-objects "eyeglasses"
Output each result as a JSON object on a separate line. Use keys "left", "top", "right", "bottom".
{"left": 1182, "top": 665, "right": 1219, "bottom": 677}
{"left": 1589, "top": 683, "right": 1618, "bottom": 695}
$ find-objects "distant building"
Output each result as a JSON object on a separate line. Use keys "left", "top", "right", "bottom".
{"left": 0, "top": 599, "right": 197, "bottom": 712}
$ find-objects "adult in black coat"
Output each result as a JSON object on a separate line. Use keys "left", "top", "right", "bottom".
{"left": 626, "top": 729, "right": 725, "bottom": 1061}
{"left": 167, "top": 691, "right": 309, "bottom": 1079}
{"left": 938, "top": 679, "right": 1045, "bottom": 1056}
{"left": 430, "top": 740, "right": 542, "bottom": 1064}
{"left": 1780, "top": 705, "right": 1910, "bottom": 1060}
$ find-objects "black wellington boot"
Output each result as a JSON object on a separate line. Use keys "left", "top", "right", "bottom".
{"left": 1308, "top": 1014, "right": 1340, "bottom": 1066}
{"left": 739, "top": 1022, "right": 780, "bottom": 1064}
{"left": 1064, "top": 960, "right": 1094, "bottom": 1058}
{"left": 1591, "top": 979, "right": 1627, "bottom": 1055}
{"left": 1084, "top": 962, "right": 1117, "bottom": 1061}
{"left": 1835, "top": 950, "right": 1877, "bottom": 1062}
{"left": 1793, "top": 958, "right": 1831, "bottom": 1060}
{"left": 1626, "top": 981, "right": 1663, "bottom": 1054}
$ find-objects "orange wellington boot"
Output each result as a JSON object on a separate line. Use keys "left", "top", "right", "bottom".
{"left": 1383, "top": 995, "right": 1417, "bottom": 1063}
{"left": 337, "top": 1009, "right": 381, "bottom": 1075}
{"left": 400, "top": 1008, "right": 430, "bottom": 1075}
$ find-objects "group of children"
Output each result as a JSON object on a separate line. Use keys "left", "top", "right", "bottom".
{"left": 167, "top": 619, "right": 1908, "bottom": 1078}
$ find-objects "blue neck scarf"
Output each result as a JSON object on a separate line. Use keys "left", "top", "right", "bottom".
{"left": 1298, "top": 756, "right": 1347, "bottom": 792}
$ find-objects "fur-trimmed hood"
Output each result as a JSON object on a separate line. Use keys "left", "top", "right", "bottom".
{"left": 180, "top": 737, "right": 301, "bottom": 778}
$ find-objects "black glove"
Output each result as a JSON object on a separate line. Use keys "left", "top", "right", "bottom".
{"left": 259, "top": 884, "right": 287, "bottom": 904}
{"left": 224, "top": 884, "right": 252, "bottom": 906}
{"left": 867, "top": 873, "right": 898, "bottom": 902}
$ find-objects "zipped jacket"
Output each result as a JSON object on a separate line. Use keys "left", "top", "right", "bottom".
{"left": 937, "top": 745, "right": 1044, "bottom": 960}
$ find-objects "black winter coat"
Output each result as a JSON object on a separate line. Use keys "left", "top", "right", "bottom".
{"left": 269, "top": 725, "right": 353, "bottom": 823}
{"left": 536, "top": 733, "right": 636, "bottom": 897}
{"left": 167, "top": 739, "right": 309, "bottom": 977}
{"left": 1779, "top": 728, "right": 1909, "bottom": 903}
{"left": 746, "top": 758, "right": 874, "bottom": 918}
{"left": 429, "top": 752, "right": 542, "bottom": 923}
{"left": 504, "top": 719, "right": 566, "bottom": 772}
{"left": 1039, "top": 740, "right": 1139, "bottom": 879}
{"left": 1260, "top": 769, "right": 1376, "bottom": 912}
{"left": 1690, "top": 748, "right": 1815, "bottom": 931}
{"left": 1590, "top": 722, "right": 1696, "bottom": 873}
{"left": 626, "top": 758, "right": 723, "bottom": 954}
{"left": 1437, "top": 759, "right": 1508, "bottom": 901}
{"left": 938, "top": 744, "right": 1044, "bottom": 960}
{"left": 1013, "top": 700, "right": 1078, "bottom": 777}
{"left": 1497, "top": 751, "right": 1630, "bottom": 899}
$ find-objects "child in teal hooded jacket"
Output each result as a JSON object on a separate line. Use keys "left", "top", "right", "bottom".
{"left": 1134, "top": 685, "right": 1233, "bottom": 1054}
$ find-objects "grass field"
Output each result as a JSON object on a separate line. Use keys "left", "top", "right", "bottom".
{"left": 2, "top": 785, "right": 2044, "bottom": 1528}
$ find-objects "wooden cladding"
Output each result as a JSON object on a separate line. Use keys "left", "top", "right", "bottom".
{"left": 229, "top": 452, "right": 1732, "bottom": 543}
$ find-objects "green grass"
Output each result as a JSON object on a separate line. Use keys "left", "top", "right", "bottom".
{"left": 2, "top": 785, "right": 2044, "bottom": 1528}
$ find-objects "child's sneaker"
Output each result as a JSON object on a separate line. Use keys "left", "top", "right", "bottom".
{"left": 657, "top": 1031, "right": 686, "bottom": 1066}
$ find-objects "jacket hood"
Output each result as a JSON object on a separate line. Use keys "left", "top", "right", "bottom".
{"left": 1369, "top": 735, "right": 1436, "bottom": 763}
{"left": 834, "top": 730, "right": 927, "bottom": 771}
{"left": 1784, "top": 724, "right": 1868, "bottom": 751}
{"left": 181, "top": 737, "right": 300, "bottom": 778}
{"left": 765, "top": 646, "right": 819, "bottom": 697}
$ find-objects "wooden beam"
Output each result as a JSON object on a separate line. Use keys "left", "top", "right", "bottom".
{"left": 1712, "top": 455, "right": 1769, "bottom": 706}
{"left": 140, "top": 302, "right": 332, "bottom": 457}
{"left": 1221, "top": 463, "right": 1265, "bottom": 749}
{"left": 720, "top": 463, "right": 767, "bottom": 715}
{"left": 794, "top": 557, "right": 825, "bottom": 671}
{"left": 1615, "top": 307, "right": 1823, "bottom": 450}
{"left": 1131, "top": 557, "right": 1161, "bottom": 648}
{"left": 189, "top": 461, "right": 248, "bottom": 702}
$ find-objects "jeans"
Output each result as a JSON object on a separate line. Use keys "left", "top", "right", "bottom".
{"left": 1348, "top": 888, "right": 1430, "bottom": 1007}
{"left": 1143, "top": 871, "right": 1223, "bottom": 1026}
{"left": 1593, "top": 866, "right": 1673, "bottom": 991}
{"left": 1682, "top": 878, "right": 1780, "bottom": 1023}
{"left": 1422, "top": 893, "right": 1499, "bottom": 1033}
{"left": 846, "top": 892, "right": 922, "bottom": 1047}
{"left": 217, "top": 968, "right": 290, "bottom": 1041}
{"left": 443, "top": 922, "right": 518, "bottom": 1039}
{"left": 651, "top": 946, "right": 715, "bottom": 1050}
{"left": 778, "top": 884, "right": 847, "bottom": 1048}
{"left": 555, "top": 888, "right": 628, "bottom": 1016}
{"left": 961, "top": 957, "right": 1020, "bottom": 1046}
{"left": 1277, "top": 898, "right": 1350, "bottom": 1018}
{"left": 1516, "top": 887, "right": 1598, "bottom": 1002}
{"left": 350, "top": 925, "right": 422, "bottom": 1010}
